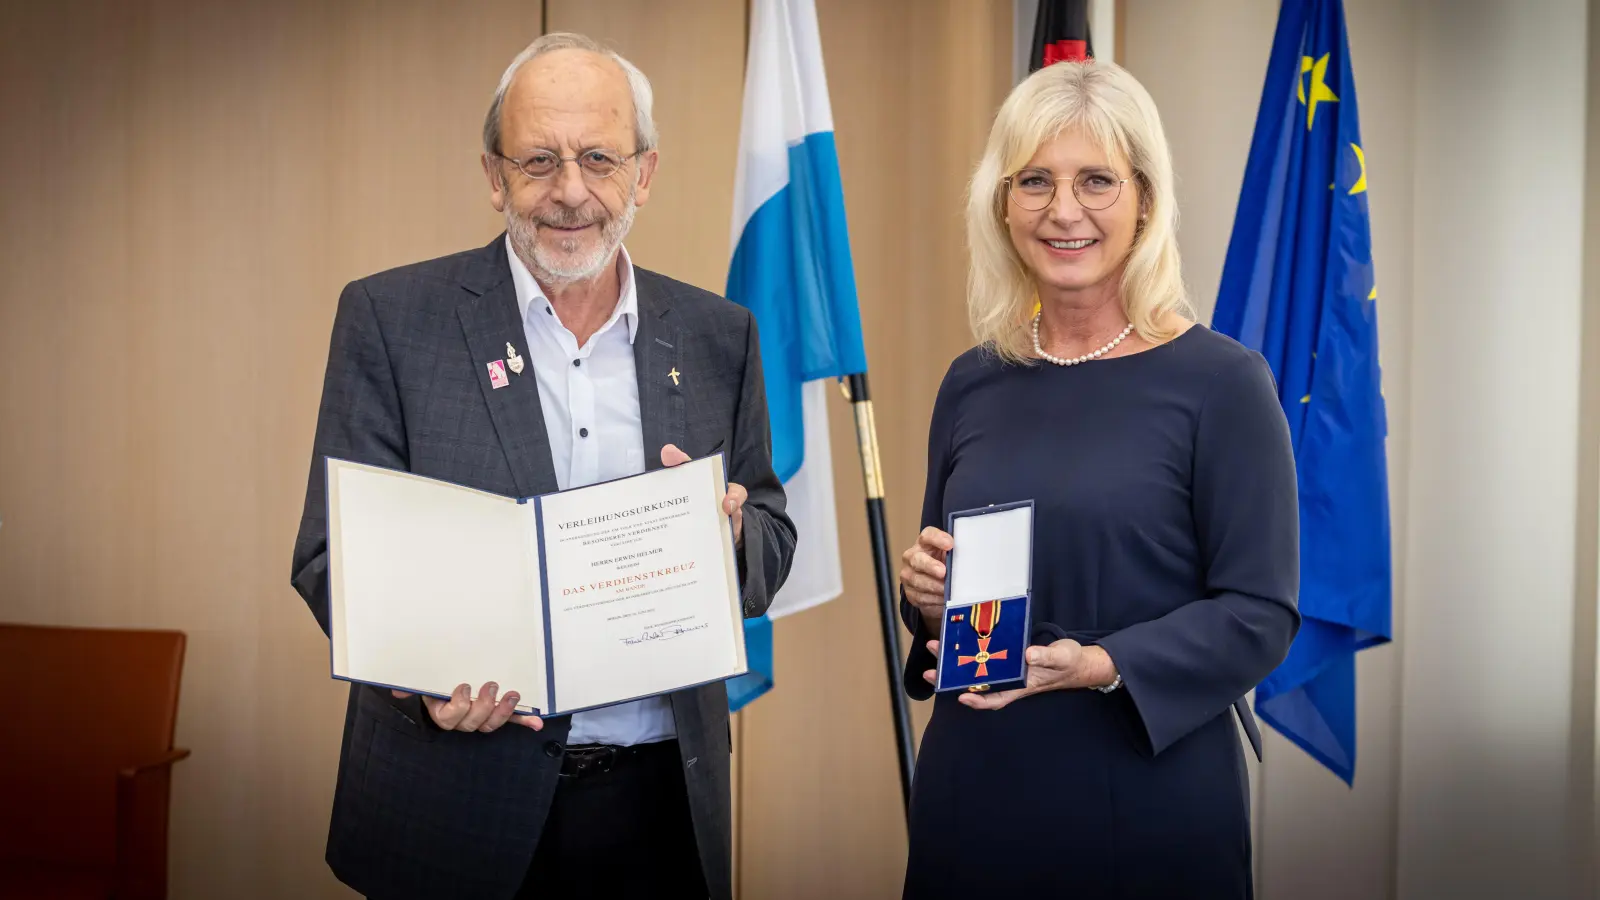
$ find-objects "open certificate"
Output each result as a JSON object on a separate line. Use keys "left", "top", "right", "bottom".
{"left": 325, "top": 455, "right": 747, "bottom": 716}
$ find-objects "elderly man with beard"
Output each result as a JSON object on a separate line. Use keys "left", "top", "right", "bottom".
{"left": 290, "top": 32, "right": 795, "bottom": 900}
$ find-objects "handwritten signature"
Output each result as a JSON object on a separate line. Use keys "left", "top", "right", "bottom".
{"left": 622, "top": 623, "right": 711, "bottom": 646}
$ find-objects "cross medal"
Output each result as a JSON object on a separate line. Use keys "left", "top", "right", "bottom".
{"left": 956, "top": 600, "right": 1007, "bottom": 677}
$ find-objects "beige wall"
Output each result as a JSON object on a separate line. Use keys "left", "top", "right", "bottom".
{"left": 1590, "top": 0, "right": 1600, "bottom": 887}
{"left": 1124, "top": 1, "right": 1597, "bottom": 898}
{"left": 1399, "top": 1, "right": 1591, "bottom": 895}
{"left": 0, "top": 2, "right": 1010, "bottom": 898}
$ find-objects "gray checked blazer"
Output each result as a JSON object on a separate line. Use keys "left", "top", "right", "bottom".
{"left": 290, "top": 235, "right": 795, "bottom": 900}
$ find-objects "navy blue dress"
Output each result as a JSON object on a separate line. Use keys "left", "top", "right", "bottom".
{"left": 900, "top": 326, "right": 1300, "bottom": 899}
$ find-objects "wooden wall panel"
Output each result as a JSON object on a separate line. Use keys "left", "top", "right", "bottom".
{"left": 732, "top": 0, "right": 917, "bottom": 890}
{"left": 0, "top": 2, "right": 1010, "bottom": 896}
{"left": 734, "top": 2, "right": 1013, "bottom": 898}
{"left": 545, "top": 0, "right": 747, "bottom": 297}
{"left": 0, "top": 2, "right": 535, "bottom": 897}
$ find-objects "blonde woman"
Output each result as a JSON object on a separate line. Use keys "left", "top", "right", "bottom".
{"left": 896, "top": 60, "right": 1299, "bottom": 897}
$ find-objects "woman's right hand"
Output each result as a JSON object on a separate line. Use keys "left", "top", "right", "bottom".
{"left": 900, "top": 526, "right": 954, "bottom": 632}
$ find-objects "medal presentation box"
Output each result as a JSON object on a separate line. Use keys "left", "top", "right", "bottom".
{"left": 935, "top": 501, "right": 1034, "bottom": 693}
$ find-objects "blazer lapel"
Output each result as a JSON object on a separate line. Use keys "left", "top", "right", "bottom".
{"left": 457, "top": 239, "right": 558, "bottom": 498}
{"left": 633, "top": 272, "right": 685, "bottom": 471}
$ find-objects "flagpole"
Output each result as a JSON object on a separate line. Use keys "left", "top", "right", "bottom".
{"left": 842, "top": 373, "right": 915, "bottom": 816}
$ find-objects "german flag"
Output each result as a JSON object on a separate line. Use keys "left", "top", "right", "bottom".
{"left": 1029, "top": 0, "right": 1094, "bottom": 71}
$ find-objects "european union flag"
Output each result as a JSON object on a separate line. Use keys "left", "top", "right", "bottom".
{"left": 1213, "top": 0, "right": 1391, "bottom": 785}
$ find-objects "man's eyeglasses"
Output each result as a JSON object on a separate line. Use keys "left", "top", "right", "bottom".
{"left": 494, "top": 147, "right": 643, "bottom": 182}
{"left": 1004, "top": 167, "right": 1129, "bottom": 211}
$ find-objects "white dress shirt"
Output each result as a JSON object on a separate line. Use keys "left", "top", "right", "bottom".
{"left": 507, "top": 237, "right": 676, "bottom": 747}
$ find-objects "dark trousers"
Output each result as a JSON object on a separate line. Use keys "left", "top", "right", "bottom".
{"left": 517, "top": 739, "right": 708, "bottom": 899}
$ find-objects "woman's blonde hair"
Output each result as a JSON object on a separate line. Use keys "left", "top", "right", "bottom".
{"left": 966, "top": 59, "right": 1191, "bottom": 363}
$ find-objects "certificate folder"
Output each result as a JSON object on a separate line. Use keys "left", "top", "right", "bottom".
{"left": 325, "top": 455, "right": 747, "bottom": 716}
{"left": 934, "top": 501, "right": 1034, "bottom": 693}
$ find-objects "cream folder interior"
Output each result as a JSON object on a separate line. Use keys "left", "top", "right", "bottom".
{"left": 948, "top": 504, "right": 1033, "bottom": 606}
{"left": 327, "top": 460, "right": 549, "bottom": 714}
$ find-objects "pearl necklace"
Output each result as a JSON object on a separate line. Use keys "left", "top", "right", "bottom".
{"left": 1032, "top": 313, "right": 1135, "bottom": 366}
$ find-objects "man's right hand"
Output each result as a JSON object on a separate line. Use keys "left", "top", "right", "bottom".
{"left": 392, "top": 682, "right": 544, "bottom": 732}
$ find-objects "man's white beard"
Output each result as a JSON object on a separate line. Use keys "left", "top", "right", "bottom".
{"left": 506, "top": 181, "right": 638, "bottom": 288}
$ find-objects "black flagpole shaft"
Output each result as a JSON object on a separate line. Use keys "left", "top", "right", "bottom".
{"left": 843, "top": 372, "right": 915, "bottom": 816}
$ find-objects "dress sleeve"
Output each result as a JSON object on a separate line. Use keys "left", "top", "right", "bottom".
{"left": 1095, "top": 350, "right": 1301, "bottom": 755}
{"left": 901, "top": 360, "right": 962, "bottom": 701}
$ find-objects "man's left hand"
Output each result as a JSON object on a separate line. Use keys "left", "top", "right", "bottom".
{"left": 661, "top": 444, "right": 747, "bottom": 547}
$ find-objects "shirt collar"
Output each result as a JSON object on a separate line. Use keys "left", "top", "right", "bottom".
{"left": 505, "top": 235, "right": 639, "bottom": 344}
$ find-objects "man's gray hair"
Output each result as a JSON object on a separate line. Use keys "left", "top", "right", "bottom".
{"left": 482, "top": 32, "right": 659, "bottom": 158}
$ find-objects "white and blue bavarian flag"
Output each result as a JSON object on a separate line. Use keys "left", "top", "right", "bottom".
{"left": 724, "top": 0, "right": 868, "bottom": 711}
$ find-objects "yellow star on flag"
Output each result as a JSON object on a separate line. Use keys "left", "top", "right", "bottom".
{"left": 1298, "top": 53, "right": 1339, "bottom": 130}
{"left": 1348, "top": 143, "right": 1368, "bottom": 194}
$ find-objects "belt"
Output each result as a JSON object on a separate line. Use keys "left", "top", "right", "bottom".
{"left": 559, "top": 739, "right": 678, "bottom": 779}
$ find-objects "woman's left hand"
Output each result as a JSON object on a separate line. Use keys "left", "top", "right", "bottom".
{"left": 921, "top": 638, "right": 1109, "bottom": 710}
